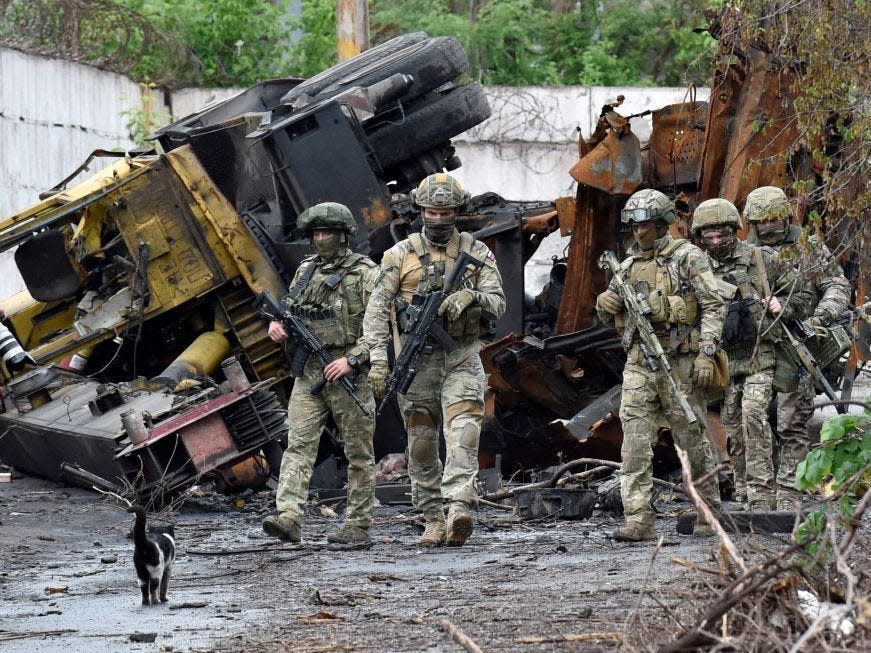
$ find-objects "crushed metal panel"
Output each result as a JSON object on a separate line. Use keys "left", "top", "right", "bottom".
{"left": 570, "top": 130, "right": 642, "bottom": 195}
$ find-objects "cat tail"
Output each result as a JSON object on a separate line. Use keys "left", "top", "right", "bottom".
{"left": 127, "top": 504, "right": 148, "bottom": 546}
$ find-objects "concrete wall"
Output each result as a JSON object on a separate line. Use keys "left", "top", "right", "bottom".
{"left": 0, "top": 46, "right": 710, "bottom": 299}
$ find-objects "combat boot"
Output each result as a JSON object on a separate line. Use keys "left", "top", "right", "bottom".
{"left": 776, "top": 490, "right": 803, "bottom": 512}
{"left": 446, "top": 502, "right": 473, "bottom": 547}
{"left": 748, "top": 498, "right": 774, "bottom": 512}
{"left": 692, "top": 521, "right": 715, "bottom": 537}
{"left": 418, "top": 509, "right": 447, "bottom": 548}
{"left": 262, "top": 513, "right": 301, "bottom": 543}
{"left": 612, "top": 522, "right": 656, "bottom": 542}
{"left": 327, "top": 524, "right": 371, "bottom": 544}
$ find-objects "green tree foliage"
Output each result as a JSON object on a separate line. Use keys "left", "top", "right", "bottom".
{"left": 794, "top": 411, "right": 871, "bottom": 557}
{"left": 368, "top": 0, "right": 717, "bottom": 86}
{"left": 1, "top": 0, "right": 717, "bottom": 87}
{"left": 122, "top": 0, "right": 293, "bottom": 86}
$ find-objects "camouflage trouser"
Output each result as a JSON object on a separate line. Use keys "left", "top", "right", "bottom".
{"left": 774, "top": 373, "right": 815, "bottom": 499}
{"left": 722, "top": 368, "right": 775, "bottom": 505}
{"left": 398, "top": 341, "right": 485, "bottom": 513}
{"left": 275, "top": 363, "right": 376, "bottom": 529}
{"left": 618, "top": 350, "right": 721, "bottom": 527}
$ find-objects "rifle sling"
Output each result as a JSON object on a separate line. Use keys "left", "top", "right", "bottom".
{"left": 287, "top": 260, "right": 318, "bottom": 301}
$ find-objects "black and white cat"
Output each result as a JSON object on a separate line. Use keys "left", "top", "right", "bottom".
{"left": 127, "top": 505, "right": 176, "bottom": 606}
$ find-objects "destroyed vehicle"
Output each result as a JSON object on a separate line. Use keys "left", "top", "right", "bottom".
{"left": 0, "top": 33, "right": 495, "bottom": 503}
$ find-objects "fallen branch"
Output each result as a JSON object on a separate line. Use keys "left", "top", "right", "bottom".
{"left": 482, "top": 458, "right": 626, "bottom": 501}
{"left": 0, "top": 629, "right": 79, "bottom": 642}
{"left": 477, "top": 497, "right": 515, "bottom": 511}
{"left": 440, "top": 618, "right": 484, "bottom": 653}
{"left": 658, "top": 545, "right": 801, "bottom": 652}
{"left": 674, "top": 445, "right": 745, "bottom": 572}
{"left": 515, "top": 632, "right": 621, "bottom": 644}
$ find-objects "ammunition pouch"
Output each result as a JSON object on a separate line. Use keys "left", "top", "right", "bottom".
{"left": 447, "top": 302, "right": 483, "bottom": 339}
{"left": 293, "top": 306, "right": 345, "bottom": 348}
{"left": 772, "top": 340, "right": 801, "bottom": 393}
{"left": 648, "top": 289, "right": 669, "bottom": 323}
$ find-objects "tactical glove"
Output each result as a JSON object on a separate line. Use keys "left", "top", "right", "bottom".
{"left": 368, "top": 360, "right": 389, "bottom": 400}
{"left": 438, "top": 289, "right": 476, "bottom": 321}
{"left": 596, "top": 289, "right": 624, "bottom": 315}
{"left": 692, "top": 352, "right": 717, "bottom": 389}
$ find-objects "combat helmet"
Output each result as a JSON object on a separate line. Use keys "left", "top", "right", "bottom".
{"left": 411, "top": 172, "right": 470, "bottom": 210}
{"left": 620, "top": 189, "right": 676, "bottom": 225}
{"left": 691, "top": 198, "right": 743, "bottom": 233}
{"left": 743, "top": 186, "right": 791, "bottom": 223}
{"left": 297, "top": 202, "right": 357, "bottom": 235}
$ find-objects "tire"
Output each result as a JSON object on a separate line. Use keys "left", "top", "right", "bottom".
{"left": 285, "top": 36, "right": 468, "bottom": 106}
{"left": 282, "top": 32, "right": 428, "bottom": 103}
{"left": 366, "top": 84, "right": 491, "bottom": 170}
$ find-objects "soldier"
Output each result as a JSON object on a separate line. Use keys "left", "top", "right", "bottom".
{"left": 362, "top": 173, "right": 505, "bottom": 547}
{"left": 743, "top": 186, "right": 851, "bottom": 509}
{"left": 596, "top": 189, "right": 725, "bottom": 542}
{"left": 691, "top": 198, "right": 809, "bottom": 511}
{"left": 262, "top": 202, "right": 378, "bottom": 545}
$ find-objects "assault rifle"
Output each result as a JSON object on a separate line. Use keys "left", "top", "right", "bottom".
{"left": 598, "top": 250, "right": 698, "bottom": 424}
{"left": 377, "top": 250, "right": 485, "bottom": 416}
{"left": 254, "top": 289, "right": 371, "bottom": 417}
{"left": 781, "top": 320, "right": 845, "bottom": 414}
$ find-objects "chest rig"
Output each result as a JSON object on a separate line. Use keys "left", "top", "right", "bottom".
{"left": 396, "top": 232, "right": 484, "bottom": 340}
{"left": 616, "top": 239, "right": 700, "bottom": 352}
{"left": 714, "top": 246, "right": 766, "bottom": 349}
{"left": 284, "top": 254, "right": 368, "bottom": 349}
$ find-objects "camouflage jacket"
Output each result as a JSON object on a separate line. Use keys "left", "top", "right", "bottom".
{"left": 363, "top": 229, "right": 506, "bottom": 365}
{"left": 282, "top": 249, "right": 378, "bottom": 364}
{"left": 706, "top": 240, "right": 812, "bottom": 374}
{"left": 747, "top": 224, "right": 851, "bottom": 325}
{"left": 596, "top": 233, "right": 725, "bottom": 351}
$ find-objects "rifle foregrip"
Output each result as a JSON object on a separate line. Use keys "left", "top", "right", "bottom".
{"left": 310, "top": 376, "right": 327, "bottom": 396}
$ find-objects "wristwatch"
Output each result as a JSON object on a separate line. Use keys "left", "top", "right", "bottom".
{"left": 700, "top": 344, "right": 717, "bottom": 357}
{"left": 347, "top": 355, "right": 360, "bottom": 369}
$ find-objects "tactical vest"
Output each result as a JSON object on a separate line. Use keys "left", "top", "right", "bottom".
{"left": 713, "top": 247, "right": 767, "bottom": 351}
{"left": 284, "top": 253, "right": 370, "bottom": 348}
{"left": 615, "top": 239, "right": 700, "bottom": 350}
{"left": 396, "top": 232, "right": 485, "bottom": 340}
{"left": 712, "top": 245, "right": 776, "bottom": 374}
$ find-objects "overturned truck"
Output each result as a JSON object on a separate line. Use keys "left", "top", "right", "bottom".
{"left": 0, "top": 33, "right": 541, "bottom": 503}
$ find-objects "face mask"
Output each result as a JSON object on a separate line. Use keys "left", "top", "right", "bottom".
{"left": 313, "top": 233, "right": 342, "bottom": 260}
{"left": 755, "top": 220, "right": 787, "bottom": 245}
{"left": 700, "top": 231, "right": 737, "bottom": 259}
{"left": 423, "top": 212, "right": 456, "bottom": 245}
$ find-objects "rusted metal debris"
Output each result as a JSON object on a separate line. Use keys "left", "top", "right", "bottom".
{"left": 480, "top": 31, "right": 866, "bottom": 489}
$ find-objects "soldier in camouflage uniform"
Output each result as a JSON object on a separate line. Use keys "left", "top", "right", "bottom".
{"left": 743, "top": 186, "right": 851, "bottom": 509}
{"left": 262, "top": 203, "right": 378, "bottom": 545}
{"left": 596, "top": 189, "right": 725, "bottom": 542}
{"left": 363, "top": 173, "right": 505, "bottom": 547}
{"left": 691, "top": 198, "right": 810, "bottom": 511}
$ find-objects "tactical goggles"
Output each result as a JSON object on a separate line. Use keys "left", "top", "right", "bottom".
{"left": 621, "top": 208, "right": 657, "bottom": 224}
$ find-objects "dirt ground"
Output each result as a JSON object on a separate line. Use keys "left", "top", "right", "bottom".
{"left": 0, "top": 472, "right": 793, "bottom": 653}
